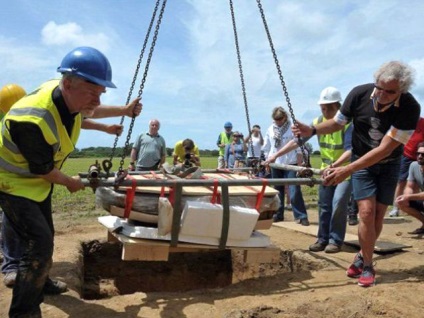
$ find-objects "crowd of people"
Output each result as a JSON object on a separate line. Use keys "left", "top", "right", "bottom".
{"left": 0, "top": 44, "right": 422, "bottom": 317}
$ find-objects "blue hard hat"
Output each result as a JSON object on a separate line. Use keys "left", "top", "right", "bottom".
{"left": 224, "top": 121, "right": 233, "bottom": 128}
{"left": 57, "top": 46, "right": 116, "bottom": 88}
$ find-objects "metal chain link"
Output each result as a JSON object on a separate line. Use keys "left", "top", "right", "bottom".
{"left": 256, "top": 0, "right": 310, "bottom": 167}
{"left": 117, "top": 0, "right": 168, "bottom": 174}
{"left": 108, "top": 0, "right": 162, "bottom": 164}
{"left": 229, "top": 0, "right": 255, "bottom": 158}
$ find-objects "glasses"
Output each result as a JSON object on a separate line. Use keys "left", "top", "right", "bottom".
{"left": 274, "top": 116, "right": 286, "bottom": 121}
{"left": 374, "top": 84, "right": 398, "bottom": 95}
{"left": 417, "top": 152, "right": 424, "bottom": 156}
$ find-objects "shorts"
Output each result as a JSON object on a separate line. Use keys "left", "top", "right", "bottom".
{"left": 409, "top": 200, "right": 424, "bottom": 213}
{"left": 351, "top": 155, "right": 400, "bottom": 205}
{"left": 398, "top": 155, "right": 414, "bottom": 182}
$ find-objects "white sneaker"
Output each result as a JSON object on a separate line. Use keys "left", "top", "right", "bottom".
{"left": 389, "top": 208, "right": 399, "bottom": 217}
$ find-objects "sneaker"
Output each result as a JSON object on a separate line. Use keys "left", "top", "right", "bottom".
{"left": 300, "top": 218, "right": 310, "bottom": 226}
{"left": 346, "top": 253, "right": 364, "bottom": 278}
{"left": 309, "top": 242, "right": 327, "bottom": 252}
{"left": 389, "top": 208, "right": 399, "bottom": 217}
{"left": 348, "top": 215, "right": 359, "bottom": 226}
{"left": 325, "top": 243, "right": 341, "bottom": 253}
{"left": 286, "top": 204, "right": 292, "bottom": 210}
{"left": 43, "top": 278, "right": 68, "bottom": 295}
{"left": 3, "top": 271, "right": 17, "bottom": 288}
{"left": 358, "top": 265, "right": 376, "bottom": 287}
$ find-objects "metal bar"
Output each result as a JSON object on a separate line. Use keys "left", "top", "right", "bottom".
{"left": 81, "top": 177, "right": 322, "bottom": 188}
{"left": 78, "top": 167, "right": 254, "bottom": 179}
{"left": 269, "top": 163, "right": 322, "bottom": 175}
{"left": 219, "top": 184, "right": 230, "bottom": 250}
{"left": 170, "top": 183, "right": 183, "bottom": 247}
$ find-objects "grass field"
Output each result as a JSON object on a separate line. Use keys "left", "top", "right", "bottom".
{"left": 53, "top": 156, "right": 322, "bottom": 217}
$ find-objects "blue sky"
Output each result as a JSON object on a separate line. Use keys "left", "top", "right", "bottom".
{"left": 2, "top": 0, "right": 424, "bottom": 152}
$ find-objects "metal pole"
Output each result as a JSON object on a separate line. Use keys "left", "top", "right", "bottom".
{"left": 269, "top": 163, "right": 322, "bottom": 176}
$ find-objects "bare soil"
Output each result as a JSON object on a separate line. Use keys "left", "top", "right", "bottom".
{"left": 1, "top": 208, "right": 423, "bottom": 318}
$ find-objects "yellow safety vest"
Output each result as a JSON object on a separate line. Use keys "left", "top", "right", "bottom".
{"left": 218, "top": 131, "right": 233, "bottom": 156}
{"left": 313, "top": 116, "right": 350, "bottom": 170}
{"left": 0, "top": 80, "right": 82, "bottom": 202}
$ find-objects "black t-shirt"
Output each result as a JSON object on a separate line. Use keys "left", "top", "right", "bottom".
{"left": 341, "top": 83, "right": 420, "bottom": 160}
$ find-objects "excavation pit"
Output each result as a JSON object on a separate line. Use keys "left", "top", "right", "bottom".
{"left": 81, "top": 239, "right": 327, "bottom": 300}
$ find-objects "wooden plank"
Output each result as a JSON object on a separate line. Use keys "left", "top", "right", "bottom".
{"left": 122, "top": 242, "right": 170, "bottom": 261}
{"left": 241, "top": 245, "right": 280, "bottom": 264}
{"left": 274, "top": 221, "right": 411, "bottom": 253}
{"left": 344, "top": 240, "right": 412, "bottom": 253}
{"left": 108, "top": 231, "right": 277, "bottom": 262}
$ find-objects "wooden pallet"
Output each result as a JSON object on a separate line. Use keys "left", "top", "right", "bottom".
{"left": 106, "top": 230, "right": 280, "bottom": 263}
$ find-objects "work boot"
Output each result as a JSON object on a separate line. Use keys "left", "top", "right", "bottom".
{"left": 3, "top": 271, "right": 17, "bottom": 288}
{"left": 309, "top": 241, "right": 326, "bottom": 252}
{"left": 272, "top": 213, "right": 284, "bottom": 222}
{"left": 43, "top": 278, "right": 68, "bottom": 295}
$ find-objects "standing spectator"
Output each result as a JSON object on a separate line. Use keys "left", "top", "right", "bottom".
{"left": 308, "top": 87, "right": 353, "bottom": 254}
{"left": 293, "top": 61, "right": 420, "bottom": 287}
{"left": 395, "top": 142, "right": 424, "bottom": 234}
{"left": 347, "top": 193, "right": 359, "bottom": 225}
{"left": 244, "top": 124, "right": 264, "bottom": 158}
{"left": 0, "top": 46, "right": 141, "bottom": 316}
{"left": 217, "top": 121, "right": 233, "bottom": 169}
{"left": 224, "top": 131, "right": 247, "bottom": 169}
{"left": 173, "top": 138, "right": 201, "bottom": 167}
{"left": 389, "top": 117, "right": 424, "bottom": 216}
{"left": 129, "top": 119, "right": 166, "bottom": 171}
{"left": 263, "top": 106, "right": 309, "bottom": 225}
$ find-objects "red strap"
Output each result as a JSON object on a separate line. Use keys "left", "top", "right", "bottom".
{"left": 255, "top": 179, "right": 268, "bottom": 212}
{"left": 168, "top": 186, "right": 175, "bottom": 206}
{"left": 124, "top": 175, "right": 137, "bottom": 218}
{"left": 210, "top": 179, "right": 220, "bottom": 204}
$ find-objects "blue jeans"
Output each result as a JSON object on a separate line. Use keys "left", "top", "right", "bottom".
{"left": 317, "top": 180, "right": 352, "bottom": 246}
{"left": 271, "top": 167, "right": 308, "bottom": 220}
{"left": 0, "top": 211, "right": 21, "bottom": 273}
{"left": 0, "top": 192, "right": 54, "bottom": 317}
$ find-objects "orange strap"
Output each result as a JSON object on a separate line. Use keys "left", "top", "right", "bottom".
{"left": 210, "top": 179, "right": 221, "bottom": 204}
{"left": 255, "top": 178, "right": 268, "bottom": 211}
{"left": 124, "top": 175, "right": 137, "bottom": 218}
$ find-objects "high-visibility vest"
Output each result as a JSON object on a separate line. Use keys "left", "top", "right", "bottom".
{"left": 218, "top": 131, "right": 233, "bottom": 156}
{"left": 313, "top": 115, "right": 350, "bottom": 170}
{"left": 0, "top": 80, "right": 82, "bottom": 202}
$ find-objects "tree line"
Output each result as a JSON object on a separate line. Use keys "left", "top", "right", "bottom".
{"left": 70, "top": 145, "right": 222, "bottom": 158}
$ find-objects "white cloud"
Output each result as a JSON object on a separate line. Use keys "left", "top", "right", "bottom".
{"left": 41, "top": 21, "right": 111, "bottom": 52}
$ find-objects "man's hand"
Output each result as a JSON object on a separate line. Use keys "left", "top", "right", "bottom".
{"left": 395, "top": 194, "right": 410, "bottom": 208}
{"left": 291, "top": 121, "right": 314, "bottom": 138}
{"left": 66, "top": 176, "right": 85, "bottom": 193}
{"left": 104, "top": 124, "right": 124, "bottom": 136}
{"left": 124, "top": 97, "right": 142, "bottom": 117}
{"left": 323, "top": 166, "right": 352, "bottom": 186}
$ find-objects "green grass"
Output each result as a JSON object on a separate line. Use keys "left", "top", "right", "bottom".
{"left": 53, "top": 155, "right": 322, "bottom": 218}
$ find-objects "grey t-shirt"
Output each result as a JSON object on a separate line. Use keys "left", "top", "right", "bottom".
{"left": 407, "top": 161, "right": 424, "bottom": 191}
{"left": 133, "top": 133, "right": 166, "bottom": 168}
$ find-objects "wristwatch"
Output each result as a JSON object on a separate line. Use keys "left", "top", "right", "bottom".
{"left": 310, "top": 125, "right": 317, "bottom": 136}
{"left": 129, "top": 162, "right": 135, "bottom": 165}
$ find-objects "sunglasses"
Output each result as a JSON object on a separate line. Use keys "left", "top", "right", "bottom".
{"left": 274, "top": 117, "right": 286, "bottom": 121}
{"left": 374, "top": 84, "right": 398, "bottom": 95}
{"left": 417, "top": 152, "right": 424, "bottom": 156}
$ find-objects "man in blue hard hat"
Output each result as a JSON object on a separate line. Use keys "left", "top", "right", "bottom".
{"left": 0, "top": 46, "right": 141, "bottom": 317}
{"left": 216, "top": 121, "right": 234, "bottom": 169}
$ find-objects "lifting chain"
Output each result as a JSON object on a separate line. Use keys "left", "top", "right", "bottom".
{"left": 229, "top": 0, "right": 256, "bottom": 166}
{"left": 116, "top": 0, "right": 168, "bottom": 176}
{"left": 255, "top": 0, "right": 310, "bottom": 168}
{"left": 108, "top": 0, "right": 163, "bottom": 167}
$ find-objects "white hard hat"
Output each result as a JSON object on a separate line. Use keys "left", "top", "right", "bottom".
{"left": 317, "top": 86, "right": 342, "bottom": 104}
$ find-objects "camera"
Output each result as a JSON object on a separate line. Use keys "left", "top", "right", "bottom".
{"left": 183, "top": 153, "right": 193, "bottom": 168}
